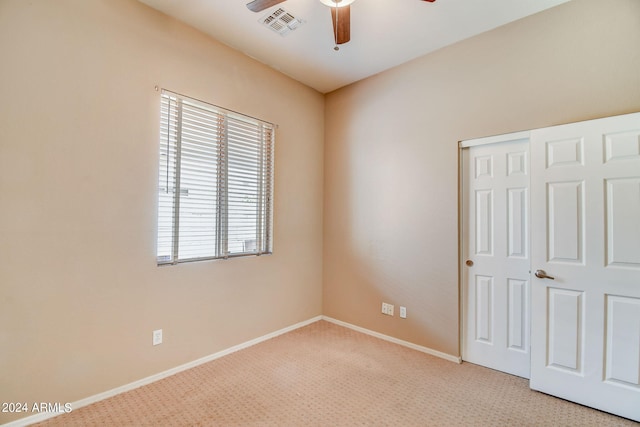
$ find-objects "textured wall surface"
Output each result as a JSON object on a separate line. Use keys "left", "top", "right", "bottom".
{"left": 323, "top": 0, "right": 640, "bottom": 356}
{"left": 0, "top": 0, "right": 324, "bottom": 423}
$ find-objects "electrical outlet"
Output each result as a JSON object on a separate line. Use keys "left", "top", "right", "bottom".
{"left": 152, "top": 329, "right": 163, "bottom": 346}
{"left": 400, "top": 306, "right": 407, "bottom": 319}
{"left": 381, "top": 302, "right": 394, "bottom": 316}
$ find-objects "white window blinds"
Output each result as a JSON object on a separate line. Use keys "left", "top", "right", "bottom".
{"left": 157, "top": 90, "right": 274, "bottom": 264}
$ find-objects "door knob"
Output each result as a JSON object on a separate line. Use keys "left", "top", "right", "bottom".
{"left": 535, "top": 269, "right": 555, "bottom": 280}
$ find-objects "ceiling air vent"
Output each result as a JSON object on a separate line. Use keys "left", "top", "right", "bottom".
{"left": 260, "top": 8, "right": 304, "bottom": 36}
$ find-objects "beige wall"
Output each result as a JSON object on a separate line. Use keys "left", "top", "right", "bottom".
{"left": 323, "top": 0, "right": 640, "bottom": 356}
{"left": 0, "top": 0, "right": 323, "bottom": 423}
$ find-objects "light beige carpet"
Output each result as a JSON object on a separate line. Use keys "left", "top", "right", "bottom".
{"left": 36, "top": 320, "right": 635, "bottom": 426}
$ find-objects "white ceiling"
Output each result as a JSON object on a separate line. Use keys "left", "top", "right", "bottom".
{"left": 138, "top": 0, "right": 570, "bottom": 93}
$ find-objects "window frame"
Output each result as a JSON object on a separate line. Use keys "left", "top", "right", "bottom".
{"left": 156, "top": 89, "right": 274, "bottom": 265}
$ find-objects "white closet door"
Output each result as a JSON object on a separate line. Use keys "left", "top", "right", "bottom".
{"left": 530, "top": 112, "right": 640, "bottom": 422}
{"left": 462, "top": 136, "right": 531, "bottom": 379}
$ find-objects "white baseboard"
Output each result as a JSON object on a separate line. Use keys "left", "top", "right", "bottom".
{"left": 2, "top": 315, "right": 323, "bottom": 427}
{"left": 322, "top": 316, "right": 462, "bottom": 364}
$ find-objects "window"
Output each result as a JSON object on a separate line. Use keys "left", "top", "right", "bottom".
{"left": 156, "top": 90, "right": 274, "bottom": 264}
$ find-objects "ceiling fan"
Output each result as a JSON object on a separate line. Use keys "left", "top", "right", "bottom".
{"left": 246, "top": 0, "right": 436, "bottom": 48}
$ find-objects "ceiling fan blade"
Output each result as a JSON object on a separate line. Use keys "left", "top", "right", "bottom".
{"left": 330, "top": 5, "right": 350, "bottom": 45}
{"left": 246, "top": 0, "right": 286, "bottom": 13}
{"left": 422, "top": 0, "right": 436, "bottom": 2}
